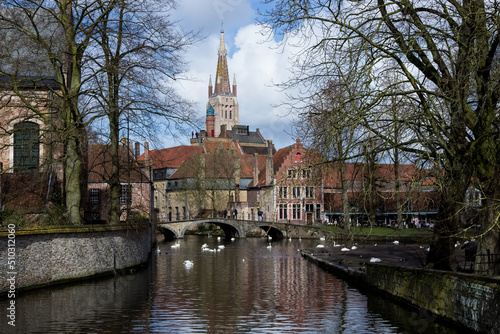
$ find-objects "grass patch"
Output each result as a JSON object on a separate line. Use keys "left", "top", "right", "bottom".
{"left": 321, "top": 225, "right": 434, "bottom": 238}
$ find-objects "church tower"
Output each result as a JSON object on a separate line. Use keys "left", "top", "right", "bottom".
{"left": 206, "top": 29, "right": 239, "bottom": 137}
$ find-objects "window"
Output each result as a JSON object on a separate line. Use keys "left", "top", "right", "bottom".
{"left": 296, "top": 152, "right": 301, "bottom": 162}
{"left": 305, "top": 187, "right": 314, "bottom": 198}
{"left": 301, "top": 169, "right": 311, "bottom": 179}
{"left": 287, "top": 169, "right": 297, "bottom": 178}
{"left": 292, "top": 187, "right": 301, "bottom": 199}
{"left": 292, "top": 204, "right": 301, "bottom": 220}
{"left": 403, "top": 198, "right": 412, "bottom": 212}
{"left": 120, "top": 185, "right": 132, "bottom": 205}
{"left": 316, "top": 204, "right": 321, "bottom": 220}
{"left": 305, "top": 204, "right": 314, "bottom": 212}
{"left": 13, "top": 121, "right": 39, "bottom": 172}
{"left": 89, "top": 189, "right": 100, "bottom": 205}
{"left": 279, "top": 204, "right": 287, "bottom": 220}
{"left": 183, "top": 206, "right": 187, "bottom": 220}
{"left": 230, "top": 110, "right": 232, "bottom": 119}
{"left": 175, "top": 207, "right": 180, "bottom": 220}
{"left": 278, "top": 186, "right": 288, "bottom": 199}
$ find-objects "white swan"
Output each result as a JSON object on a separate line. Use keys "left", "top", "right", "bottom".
{"left": 351, "top": 245, "right": 357, "bottom": 250}
{"left": 393, "top": 240, "right": 399, "bottom": 245}
{"left": 316, "top": 244, "right": 325, "bottom": 248}
{"left": 171, "top": 243, "right": 180, "bottom": 249}
{"left": 370, "top": 257, "right": 382, "bottom": 263}
{"left": 319, "top": 236, "right": 326, "bottom": 241}
{"left": 218, "top": 245, "right": 225, "bottom": 249}
{"left": 183, "top": 260, "right": 194, "bottom": 268}
{"left": 341, "top": 247, "right": 350, "bottom": 252}
{"left": 267, "top": 243, "right": 272, "bottom": 249}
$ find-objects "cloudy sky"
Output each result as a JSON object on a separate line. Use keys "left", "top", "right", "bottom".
{"left": 170, "top": 0, "right": 300, "bottom": 149}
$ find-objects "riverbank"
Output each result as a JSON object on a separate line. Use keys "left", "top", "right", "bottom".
{"left": 0, "top": 224, "right": 153, "bottom": 296}
{"left": 301, "top": 243, "right": 500, "bottom": 334}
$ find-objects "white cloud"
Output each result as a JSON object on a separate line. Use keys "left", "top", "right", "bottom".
{"left": 171, "top": 1, "right": 302, "bottom": 149}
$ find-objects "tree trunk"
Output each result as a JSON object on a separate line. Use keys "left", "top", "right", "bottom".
{"left": 474, "top": 195, "right": 500, "bottom": 275}
{"left": 64, "top": 128, "right": 82, "bottom": 224}
{"left": 426, "top": 167, "right": 469, "bottom": 271}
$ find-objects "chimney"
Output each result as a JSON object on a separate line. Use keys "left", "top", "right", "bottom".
{"left": 253, "top": 153, "right": 259, "bottom": 186}
{"left": 144, "top": 142, "right": 150, "bottom": 167}
{"left": 135, "top": 142, "right": 140, "bottom": 160}
{"left": 266, "top": 140, "right": 273, "bottom": 185}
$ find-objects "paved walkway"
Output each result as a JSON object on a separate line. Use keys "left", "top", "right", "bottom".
{"left": 307, "top": 242, "right": 469, "bottom": 272}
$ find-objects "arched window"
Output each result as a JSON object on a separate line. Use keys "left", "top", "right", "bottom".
{"left": 14, "top": 121, "right": 39, "bottom": 172}
{"left": 296, "top": 152, "right": 301, "bottom": 162}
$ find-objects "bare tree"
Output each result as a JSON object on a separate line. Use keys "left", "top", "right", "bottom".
{"left": 260, "top": 0, "right": 500, "bottom": 273}
{"left": 0, "top": 1, "right": 118, "bottom": 224}
{"left": 86, "top": 0, "right": 198, "bottom": 224}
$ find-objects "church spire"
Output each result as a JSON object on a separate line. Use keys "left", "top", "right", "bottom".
{"left": 214, "top": 29, "right": 231, "bottom": 95}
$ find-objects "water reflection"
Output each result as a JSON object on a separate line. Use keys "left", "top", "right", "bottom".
{"left": 0, "top": 236, "right": 461, "bottom": 333}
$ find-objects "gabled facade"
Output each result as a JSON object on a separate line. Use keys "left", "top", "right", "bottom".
{"left": 271, "top": 138, "right": 324, "bottom": 225}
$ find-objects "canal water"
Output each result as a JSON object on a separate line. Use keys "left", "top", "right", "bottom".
{"left": 1, "top": 236, "right": 461, "bottom": 333}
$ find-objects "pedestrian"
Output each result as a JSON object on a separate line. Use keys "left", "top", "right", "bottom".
{"left": 223, "top": 208, "right": 227, "bottom": 219}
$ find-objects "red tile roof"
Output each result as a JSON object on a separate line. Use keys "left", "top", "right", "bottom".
{"left": 139, "top": 145, "right": 204, "bottom": 169}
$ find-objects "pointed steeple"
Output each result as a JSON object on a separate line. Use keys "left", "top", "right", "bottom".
{"left": 208, "top": 75, "right": 213, "bottom": 97}
{"left": 214, "top": 29, "right": 231, "bottom": 95}
{"left": 232, "top": 73, "right": 237, "bottom": 97}
{"left": 206, "top": 28, "right": 239, "bottom": 138}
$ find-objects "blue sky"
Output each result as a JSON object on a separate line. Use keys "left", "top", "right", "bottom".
{"left": 169, "top": 0, "right": 299, "bottom": 150}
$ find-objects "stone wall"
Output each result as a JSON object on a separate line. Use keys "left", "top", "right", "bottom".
{"left": 0, "top": 225, "right": 152, "bottom": 295}
{"left": 364, "top": 264, "right": 500, "bottom": 334}
{"left": 301, "top": 252, "right": 500, "bottom": 334}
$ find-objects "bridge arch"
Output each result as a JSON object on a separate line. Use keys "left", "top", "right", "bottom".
{"left": 157, "top": 225, "right": 179, "bottom": 240}
{"left": 258, "top": 225, "right": 284, "bottom": 240}
{"left": 180, "top": 219, "right": 243, "bottom": 240}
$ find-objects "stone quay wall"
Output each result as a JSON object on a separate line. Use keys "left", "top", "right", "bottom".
{"left": 302, "top": 252, "right": 500, "bottom": 334}
{"left": 0, "top": 225, "right": 153, "bottom": 295}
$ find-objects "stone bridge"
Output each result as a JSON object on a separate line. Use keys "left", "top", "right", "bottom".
{"left": 157, "top": 218, "right": 328, "bottom": 240}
